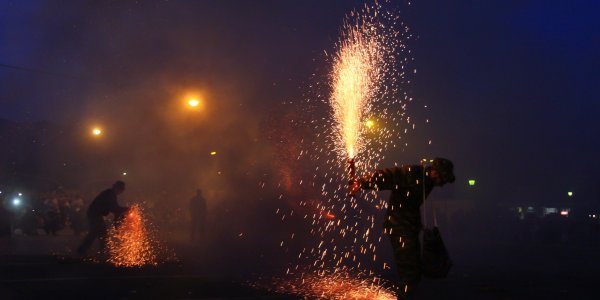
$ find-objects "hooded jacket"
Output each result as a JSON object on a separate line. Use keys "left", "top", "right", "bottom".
{"left": 361, "top": 165, "right": 434, "bottom": 232}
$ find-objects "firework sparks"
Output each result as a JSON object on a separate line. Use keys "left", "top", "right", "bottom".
{"left": 331, "top": 24, "right": 381, "bottom": 159}
{"left": 107, "top": 204, "right": 157, "bottom": 267}
{"left": 329, "top": 2, "right": 404, "bottom": 164}
{"left": 272, "top": 272, "right": 397, "bottom": 300}
{"left": 265, "top": 1, "right": 416, "bottom": 298}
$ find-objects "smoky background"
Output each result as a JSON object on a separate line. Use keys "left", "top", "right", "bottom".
{"left": 1, "top": 0, "right": 599, "bottom": 287}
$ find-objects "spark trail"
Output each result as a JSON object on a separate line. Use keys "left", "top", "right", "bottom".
{"left": 329, "top": 3, "right": 408, "bottom": 166}
{"left": 330, "top": 18, "right": 381, "bottom": 160}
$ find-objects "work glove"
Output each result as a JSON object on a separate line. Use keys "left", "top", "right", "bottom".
{"left": 348, "top": 179, "right": 361, "bottom": 196}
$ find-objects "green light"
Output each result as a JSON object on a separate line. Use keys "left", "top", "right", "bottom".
{"left": 568, "top": 191, "right": 573, "bottom": 197}
{"left": 468, "top": 179, "right": 476, "bottom": 186}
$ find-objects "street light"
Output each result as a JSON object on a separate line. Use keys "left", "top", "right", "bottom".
{"left": 91, "top": 127, "right": 102, "bottom": 136}
{"left": 568, "top": 191, "right": 573, "bottom": 197}
{"left": 188, "top": 98, "right": 200, "bottom": 107}
{"left": 365, "top": 119, "right": 375, "bottom": 129}
{"left": 468, "top": 179, "right": 476, "bottom": 186}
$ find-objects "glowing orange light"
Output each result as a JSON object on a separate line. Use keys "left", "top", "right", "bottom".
{"left": 210, "top": 151, "right": 217, "bottom": 155}
{"left": 188, "top": 98, "right": 200, "bottom": 107}
{"left": 91, "top": 127, "right": 102, "bottom": 136}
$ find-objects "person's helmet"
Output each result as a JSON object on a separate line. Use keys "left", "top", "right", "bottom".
{"left": 113, "top": 180, "right": 126, "bottom": 190}
{"left": 431, "top": 158, "right": 455, "bottom": 183}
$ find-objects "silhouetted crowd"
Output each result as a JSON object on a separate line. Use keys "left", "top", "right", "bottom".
{"left": 1, "top": 188, "right": 86, "bottom": 236}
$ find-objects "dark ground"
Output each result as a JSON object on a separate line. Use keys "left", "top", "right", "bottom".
{"left": 416, "top": 240, "right": 600, "bottom": 300}
{"left": 1, "top": 234, "right": 599, "bottom": 299}
{"left": 0, "top": 234, "right": 298, "bottom": 300}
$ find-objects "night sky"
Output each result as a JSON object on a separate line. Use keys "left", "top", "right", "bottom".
{"left": 1, "top": 0, "right": 599, "bottom": 204}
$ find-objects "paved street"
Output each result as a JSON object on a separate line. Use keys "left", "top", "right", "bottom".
{"left": 1, "top": 234, "right": 599, "bottom": 299}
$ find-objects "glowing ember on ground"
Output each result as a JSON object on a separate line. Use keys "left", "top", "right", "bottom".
{"left": 107, "top": 204, "right": 157, "bottom": 267}
{"left": 272, "top": 272, "right": 397, "bottom": 300}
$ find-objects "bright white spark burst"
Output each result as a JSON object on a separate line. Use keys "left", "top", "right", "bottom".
{"left": 268, "top": 1, "right": 416, "bottom": 298}
{"left": 328, "top": 2, "right": 411, "bottom": 166}
{"left": 330, "top": 18, "right": 383, "bottom": 159}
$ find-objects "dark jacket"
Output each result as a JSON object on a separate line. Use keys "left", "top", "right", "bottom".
{"left": 190, "top": 195, "right": 207, "bottom": 216}
{"left": 87, "top": 188, "right": 127, "bottom": 218}
{"left": 361, "top": 165, "right": 433, "bottom": 232}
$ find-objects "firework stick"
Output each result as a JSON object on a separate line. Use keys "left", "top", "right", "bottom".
{"left": 347, "top": 158, "right": 360, "bottom": 196}
{"left": 347, "top": 158, "right": 356, "bottom": 180}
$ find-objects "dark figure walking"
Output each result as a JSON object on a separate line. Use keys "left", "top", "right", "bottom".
{"left": 350, "top": 158, "right": 455, "bottom": 300}
{"left": 189, "top": 189, "right": 207, "bottom": 243}
{"left": 77, "top": 181, "right": 129, "bottom": 256}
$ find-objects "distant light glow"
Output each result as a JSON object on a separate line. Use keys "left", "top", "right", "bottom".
{"left": 12, "top": 198, "right": 21, "bottom": 206}
{"left": 560, "top": 210, "right": 569, "bottom": 216}
{"left": 18, "top": 192, "right": 22, "bottom": 196}
{"left": 210, "top": 151, "right": 217, "bottom": 156}
{"left": 92, "top": 127, "right": 102, "bottom": 136}
{"left": 365, "top": 119, "right": 375, "bottom": 129}
{"left": 122, "top": 172, "right": 127, "bottom": 176}
{"left": 567, "top": 191, "right": 573, "bottom": 197}
{"left": 188, "top": 98, "right": 200, "bottom": 107}
{"left": 468, "top": 179, "right": 476, "bottom": 186}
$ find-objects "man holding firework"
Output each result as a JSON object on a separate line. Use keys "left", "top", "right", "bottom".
{"left": 77, "top": 180, "right": 129, "bottom": 256}
{"left": 349, "top": 158, "right": 455, "bottom": 300}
